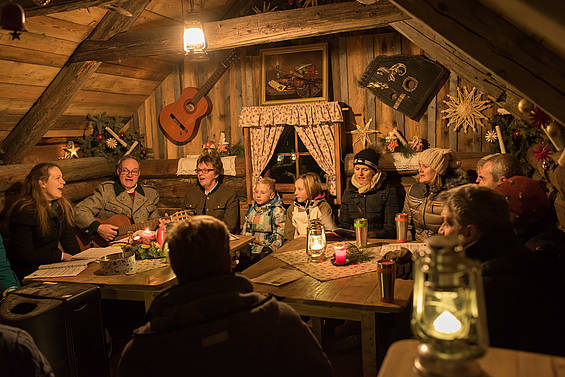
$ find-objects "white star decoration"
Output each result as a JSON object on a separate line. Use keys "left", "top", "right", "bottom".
{"left": 485, "top": 129, "right": 498, "bottom": 143}
{"left": 442, "top": 87, "right": 490, "bottom": 134}
{"left": 349, "top": 118, "right": 379, "bottom": 149}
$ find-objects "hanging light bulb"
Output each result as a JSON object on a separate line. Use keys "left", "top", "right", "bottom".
{"left": 183, "top": 19, "right": 206, "bottom": 55}
{"left": 1, "top": 1, "right": 27, "bottom": 40}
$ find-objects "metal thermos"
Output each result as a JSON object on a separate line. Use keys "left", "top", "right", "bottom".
{"left": 354, "top": 218, "right": 368, "bottom": 248}
{"left": 395, "top": 213, "right": 409, "bottom": 243}
{"left": 377, "top": 259, "right": 396, "bottom": 303}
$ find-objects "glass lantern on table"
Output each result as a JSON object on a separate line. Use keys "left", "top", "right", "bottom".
{"left": 306, "top": 219, "right": 326, "bottom": 263}
{"left": 412, "top": 235, "right": 489, "bottom": 377}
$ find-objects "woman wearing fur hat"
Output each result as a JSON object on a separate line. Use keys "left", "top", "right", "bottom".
{"left": 339, "top": 148, "right": 402, "bottom": 238}
{"left": 403, "top": 148, "right": 470, "bottom": 241}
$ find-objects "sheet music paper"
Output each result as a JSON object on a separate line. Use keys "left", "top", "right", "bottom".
{"left": 24, "top": 261, "right": 90, "bottom": 280}
{"left": 71, "top": 247, "right": 123, "bottom": 261}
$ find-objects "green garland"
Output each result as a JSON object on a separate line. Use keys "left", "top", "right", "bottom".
{"left": 487, "top": 114, "right": 547, "bottom": 177}
{"left": 79, "top": 113, "right": 152, "bottom": 161}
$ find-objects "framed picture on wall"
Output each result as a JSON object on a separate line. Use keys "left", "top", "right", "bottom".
{"left": 260, "top": 43, "right": 328, "bottom": 106}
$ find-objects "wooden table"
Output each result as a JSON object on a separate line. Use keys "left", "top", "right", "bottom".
{"left": 31, "top": 235, "right": 254, "bottom": 309}
{"left": 378, "top": 340, "right": 565, "bottom": 377}
{"left": 241, "top": 237, "right": 413, "bottom": 377}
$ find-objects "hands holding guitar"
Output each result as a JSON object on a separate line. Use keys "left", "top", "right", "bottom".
{"left": 98, "top": 223, "right": 119, "bottom": 241}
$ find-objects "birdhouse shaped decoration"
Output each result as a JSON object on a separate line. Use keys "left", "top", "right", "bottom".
{"left": 359, "top": 55, "right": 449, "bottom": 121}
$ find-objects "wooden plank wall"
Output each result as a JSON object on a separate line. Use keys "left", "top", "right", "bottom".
{"left": 134, "top": 31, "right": 497, "bottom": 158}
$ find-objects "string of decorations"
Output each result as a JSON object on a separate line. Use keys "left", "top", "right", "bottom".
{"left": 79, "top": 113, "right": 152, "bottom": 161}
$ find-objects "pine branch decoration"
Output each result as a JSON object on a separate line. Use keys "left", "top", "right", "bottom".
{"left": 80, "top": 113, "right": 152, "bottom": 161}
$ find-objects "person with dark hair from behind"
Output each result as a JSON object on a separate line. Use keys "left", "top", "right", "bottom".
{"left": 438, "top": 184, "right": 564, "bottom": 355}
{"left": 494, "top": 176, "right": 565, "bottom": 262}
{"left": 184, "top": 151, "right": 240, "bottom": 233}
{"left": 476, "top": 153, "right": 523, "bottom": 189}
{"left": 7, "top": 162, "right": 80, "bottom": 281}
{"left": 0, "top": 323, "right": 54, "bottom": 377}
{"left": 118, "top": 215, "right": 333, "bottom": 377}
{"left": 339, "top": 148, "right": 402, "bottom": 238}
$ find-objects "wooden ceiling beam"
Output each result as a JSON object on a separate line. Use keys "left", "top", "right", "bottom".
{"left": 0, "top": 0, "right": 151, "bottom": 164}
{"left": 392, "top": 19, "right": 527, "bottom": 121}
{"left": 70, "top": 1, "right": 409, "bottom": 62}
{"left": 22, "top": 0, "right": 116, "bottom": 17}
{"left": 478, "top": 0, "right": 565, "bottom": 59}
{"left": 388, "top": 0, "right": 565, "bottom": 126}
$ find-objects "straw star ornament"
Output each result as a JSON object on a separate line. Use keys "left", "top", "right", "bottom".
{"left": 349, "top": 118, "right": 379, "bottom": 149}
{"left": 442, "top": 87, "right": 490, "bottom": 134}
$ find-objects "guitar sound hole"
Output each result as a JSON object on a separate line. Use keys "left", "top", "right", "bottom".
{"left": 185, "top": 103, "right": 196, "bottom": 113}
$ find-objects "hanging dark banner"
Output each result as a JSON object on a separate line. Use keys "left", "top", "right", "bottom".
{"left": 359, "top": 55, "right": 449, "bottom": 121}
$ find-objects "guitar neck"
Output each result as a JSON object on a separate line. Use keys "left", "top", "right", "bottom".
{"left": 191, "top": 51, "right": 236, "bottom": 105}
{"left": 118, "top": 219, "right": 159, "bottom": 236}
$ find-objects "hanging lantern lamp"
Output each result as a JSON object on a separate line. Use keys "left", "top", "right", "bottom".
{"left": 1, "top": 1, "right": 27, "bottom": 40}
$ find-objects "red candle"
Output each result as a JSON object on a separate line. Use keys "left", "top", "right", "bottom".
{"left": 334, "top": 244, "right": 347, "bottom": 265}
{"left": 156, "top": 227, "right": 166, "bottom": 246}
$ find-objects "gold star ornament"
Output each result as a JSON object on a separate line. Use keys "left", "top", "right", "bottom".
{"left": 442, "top": 87, "right": 490, "bottom": 134}
{"left": 349, "top": 118, "right": 379, "bottom": 149}
{"left": 63, "top": 141, "right": 80, "bottom": 159}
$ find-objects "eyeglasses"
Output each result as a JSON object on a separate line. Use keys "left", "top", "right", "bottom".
{"left": 195, "top": 168, "right": 214, "bottom": 174}
{"left": 120, "top": 168, "right": 140, "bottom": 176}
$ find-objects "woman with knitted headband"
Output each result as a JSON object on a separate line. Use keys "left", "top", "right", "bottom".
{"left": 403, "top": 148, "right": 470, "bottom": 241}
{"left": 338, "top": 148, "right": 402, "bottom": 238}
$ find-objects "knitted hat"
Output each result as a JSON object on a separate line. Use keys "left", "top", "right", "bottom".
{"left": 494, "top": 176, "right": 550, "bottom": 229}
{"left": 419, "top": 148, "right": 455, "bottom": 175}
{"left": 353, "top": 148, "right": 380, "bottom": 172}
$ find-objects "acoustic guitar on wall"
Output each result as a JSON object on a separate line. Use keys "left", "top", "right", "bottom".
{"left": 159, "top": 49, "right": 238, "bottom": 145}
{"left": 75, "top": 210, "right": 191, "bottom": 250}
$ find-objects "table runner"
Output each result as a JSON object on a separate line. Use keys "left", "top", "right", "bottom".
{"left": 272, "top": 247, "right": 380, "bottom": 282}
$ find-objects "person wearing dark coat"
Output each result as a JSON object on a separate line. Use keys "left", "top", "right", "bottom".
{"left": 438, "top": 184, "right": 564, "bottom": 356}
{"left": 184, "top": 151, "right": 240, "bottom": 233}
{"left": 0, "top": 323, "right": 55, "bottom": 377}
{"left": 339, "top": 148, "right": 402, "bottom": 238}
{"left": 118, "top": 215, "right": 333, "bottom": 377}
{"left": 7, "top": 163, "right": 80, "bottom": 281}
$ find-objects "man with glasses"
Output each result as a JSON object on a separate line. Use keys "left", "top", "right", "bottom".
{"left": 75, "top": 156, "right": 160, "bottom": 242}
{"left": 184, "top": 152, "right": 239, "bottom": 233}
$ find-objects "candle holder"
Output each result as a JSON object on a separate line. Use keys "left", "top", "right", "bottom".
{"left": 332, "top": 244, "right": 348, "bottom": 265}
{"left": 306, "top": 219, "right": 326, "bottom": 263}
{"left": 412, "top": 235, "right": 488, "bottom": 377}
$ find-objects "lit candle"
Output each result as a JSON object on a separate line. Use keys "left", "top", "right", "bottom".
{"left": 141, "top": 228, "right": 155, "bottom": 240}
{"left": 334, "top": 244, "right": 347, "bottom": 265}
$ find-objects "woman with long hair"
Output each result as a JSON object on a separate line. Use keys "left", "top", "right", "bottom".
{"left": 7, "top": 163, "right": 80, "bottom": 281}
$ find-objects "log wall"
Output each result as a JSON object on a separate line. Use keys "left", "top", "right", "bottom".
{"left": 133, "top": 30, "right": 497, "bottom": 159}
